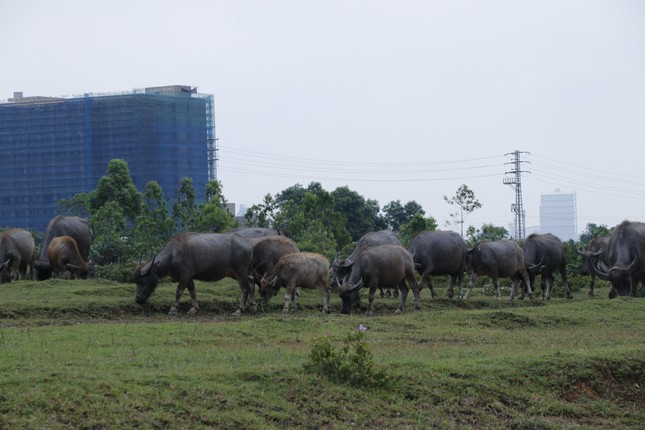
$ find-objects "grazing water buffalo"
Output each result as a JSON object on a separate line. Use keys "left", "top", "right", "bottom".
{"left": 522, "top": 233, "right": 573, "bottom": 300}
{"left": 576, "top": 236, "right": 610, "bottom": 297}
{"left": 0, "top": 228, "right": 35, "bottom": 283}
{"left": 260, "top": 252, "right": 330, "bottom": 314}
{"left": 337, "top": 244, "right": 421, "bottom": 314}
{"left": 135, "top": 232, "right": 254, "bottom": 316}
{"left": 464, "top": 240, "right": 534, "bottom": 300}
{"left": 331, "top": 230, "right": 401, "bottom": 297}
{"left": 250, "top": 236, "right": 299, "bottom": 289}
{"left": 47, "top": 236, "right": 89, "bottom": 279}
{"left": 408, "top": 230, "right": 467, "bottom": 299}
{"left": 35, "top": 216, "right": 92, "bottom": 280}
{"left": 592, "top": 220, "right": 645, "bottom": 298}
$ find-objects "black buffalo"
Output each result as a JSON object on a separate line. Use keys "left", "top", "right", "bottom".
{"left": 576, "top": 236, "right": 610, "bottom": 297}
{"left": 464, "top": 240, "right": 534, "bottom": 300}
{"left": 522, "top": 233, "right": 573, "bottom": 300}
{"left": 135, "top": 232, "right": 254, "bottom": 315}
{"left": 337, "top": 244, "right": 421, "bottom": 314}
{"left": 408, "top": 230, "right": 467, "bottom": 299}
{"left": 331, "top": 230, "right": 401, "bottom": 297}
{"left": 249, "top": 236, "right": 300, "bottom": 289}
{"left": 593, "top": 220, "right": 645, "bottom": 298}
{"left": 35, "top": 216, "right": 92, "bottom": 280}
{"left": 0, "top": 228, "right": 35, "bottom": 283}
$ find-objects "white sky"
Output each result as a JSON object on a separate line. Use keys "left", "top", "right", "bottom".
{"left": 2, "top": 1, "right": 644, "bottom": 235}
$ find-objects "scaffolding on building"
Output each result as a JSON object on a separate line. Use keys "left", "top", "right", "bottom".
{"left": 0, "top": 85, "right": 215, "bottom": 230}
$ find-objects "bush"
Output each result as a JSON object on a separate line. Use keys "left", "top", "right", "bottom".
{"left": 92, "top": 262, "right": 139, "bottom": 283}
{"left": 304, "top": 325, "right": 393, "bottom": 389}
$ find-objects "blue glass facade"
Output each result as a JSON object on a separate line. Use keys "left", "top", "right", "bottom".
{"left": 0, "top": 85, "right": 214, "bottom": 230}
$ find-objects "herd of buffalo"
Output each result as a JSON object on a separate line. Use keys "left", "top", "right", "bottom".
{"left": 1, "top": 215, "right": 644, "bottom": 315}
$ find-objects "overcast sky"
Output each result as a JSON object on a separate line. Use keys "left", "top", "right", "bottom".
{"left": 2, "top": 1, "right": 644, "bottom": 235}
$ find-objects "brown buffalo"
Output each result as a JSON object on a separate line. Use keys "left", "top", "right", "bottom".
{"left": 0, "top": 228, "right": 35, "bottom": 283}
{"left": 35, "top": 216, "right": 92, "bottom": 280}
{"left": 260, "top": 252, "right": 330, "bottom": 314}
{"left": 135, "top": 232, "right": 254, "bottom": 316}
{"left": 47, "top": 236, "right": 90, "bottom": 279}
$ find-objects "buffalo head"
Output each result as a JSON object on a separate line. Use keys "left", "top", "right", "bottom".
{"left": 134, "top": 258, "right": 160, "bottom": 305}
{"left": 594, "top": 256, "right": 639, "bottom": 298}
{"left": 338, "top": 278, "right": 364, "bottom": 314}
{"left": 329, "top": 258, "right": 353, "bottom": 290}
{"left": 34, "top": 259, "right": 53, "bottom": 281}
{"left": 259, "top": 275, "right": 280, "bottom": 303}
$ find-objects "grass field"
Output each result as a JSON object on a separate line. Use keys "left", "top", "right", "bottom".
{"left": 0, "top": 277, "right": 643, "bottom": 429}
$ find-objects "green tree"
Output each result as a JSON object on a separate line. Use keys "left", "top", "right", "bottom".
{"left": 194, "top": 180, "right": 236, "bottom": 232}
{"left": 89, "top": 159, "right": 142, "bottom": 222}
{"left": 244, "top": 194, "right": 276, "bottom": 228}
{"left": 399, "top": 214, "right": 438, "bottom": 247}
{"left": 173, "top": 177, "right": 197, "bottom": 231}
{"left": 58, "top": 193, "right": 90, "bottom": 217}
{"left": 331, "top": 186, "right": 386, "bottom": 241}
{"left": 444, "top": 184, "right": 482, "bottom": 237}
{"left": 133, "top": 181, "right": 176, "bottom": 259}
{"left": 89, "top": 201, "right": 130, "bottom": 265}
{"left": 87, "top": 159, "right": 142, "bottom": 264}
{"left": 273, "top": 182, "right": 351, "bottom": 252}
{"left": 579, "top": 223, "right": 611, "bottom": 244}
{"left": 383, "top": 200, "right": 425, "bottom": 232}
{"left": 466, "top": 223, "right": 508, "bottom": 244}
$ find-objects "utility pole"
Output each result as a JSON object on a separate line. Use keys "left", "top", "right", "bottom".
{"left": 503, "top": 150, "right": 530, "bottom": 240}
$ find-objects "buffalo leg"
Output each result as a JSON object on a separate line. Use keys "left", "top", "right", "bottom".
{"left": 513, "top": 270, "right": 534, "bottom": 300}
{"left": 397, "top": 281, "right": 408, "bottom": 313}
{"left": 185, "top": 279, "right": 199, "bottom": 315}
{"left": 559, "top": 267, "right": 573, "bottom": 299}
{"left": 319, "top": 283, "right": 331, "bottom": 313}
{"left": 463, "top": 272, "right": 479, "bottom": 299}
{"left": 493, "top": 276, "right": 502, "bottom": 299}
{"left": 170, "top": 280, "right": 188, "bottom": 315}
{"left": 282, "top": 282, "right": 295, "bottom": 314}
{"left": 367, "top": 286, "right": 377, "bottom": 315}
{"left": 233, "top": 278, "right": 253, "bottom": 316}
{"left": 588, "top": 274, "right": 596, "bottom": 297}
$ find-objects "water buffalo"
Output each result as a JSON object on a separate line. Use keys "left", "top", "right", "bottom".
{"left": 47, "top": 236, "right": 89, "bottom": 279}
{"left": 337, "top": 244, "right": 421, "bottom": 314}
{"left": 522, "top": 233, "right": 573, "bottom": 300}
{"left": 576, "top": 236, "right": 610, "bottom": 297}
{"left": 260, "top": 252, "right": 330, "bottom": 314}
{"left": 592, "top": 220, "right": 645, "bottom": 298}
{"left": 35, "top": 216, "right": 93, "bottom": 280}
{"left": 408, "top": 230, "right": 467, "bottom": 299}
{"left": 135, "top": 232, "right": 254, "bottom": 316}
{"left": 463, "top": 240, "right": 534, "bottom": 300}
{"left": 0, "top": 228, "right": 35, "bottom": 283}
{"left": 250, "top": 236, "right": 299, "bottom": 289}
{"left": 331, "top": 230, "right": 401, "bottom": 297}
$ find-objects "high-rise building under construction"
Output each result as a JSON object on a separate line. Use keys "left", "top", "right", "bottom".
{"left": 0, "top": 85, "right": 215, "bottom": 230}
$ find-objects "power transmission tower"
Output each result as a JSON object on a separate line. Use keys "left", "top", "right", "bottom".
{"left": 503, "top": 150, "right": 530, "bottom": 240}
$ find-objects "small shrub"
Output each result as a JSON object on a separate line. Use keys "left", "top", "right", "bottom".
{"left": 304, "top": 325, "right": 393, "bottom": 389}
{"left": 92, "top": 262, "right": 139, "bottom": 283}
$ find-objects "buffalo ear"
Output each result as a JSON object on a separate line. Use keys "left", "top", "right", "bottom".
{"left": 337, "top": 259, "right": 353, "bottom": 268}
{"left": 66, "top": 263, "right": 80, "bottom": 271}
{"left": 467, "top": 245, "right": 479, "bottom": 255}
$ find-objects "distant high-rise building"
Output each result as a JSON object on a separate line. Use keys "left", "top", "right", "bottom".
{"left": 0, "top": 85, "right": 216, "bottom": 230}
{"left": 539, "top": 189, "right": 577, "bottom": 241}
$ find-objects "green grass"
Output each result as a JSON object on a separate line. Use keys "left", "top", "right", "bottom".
{"left": 0, "top": 277, "right": 643, "bottom": 429}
